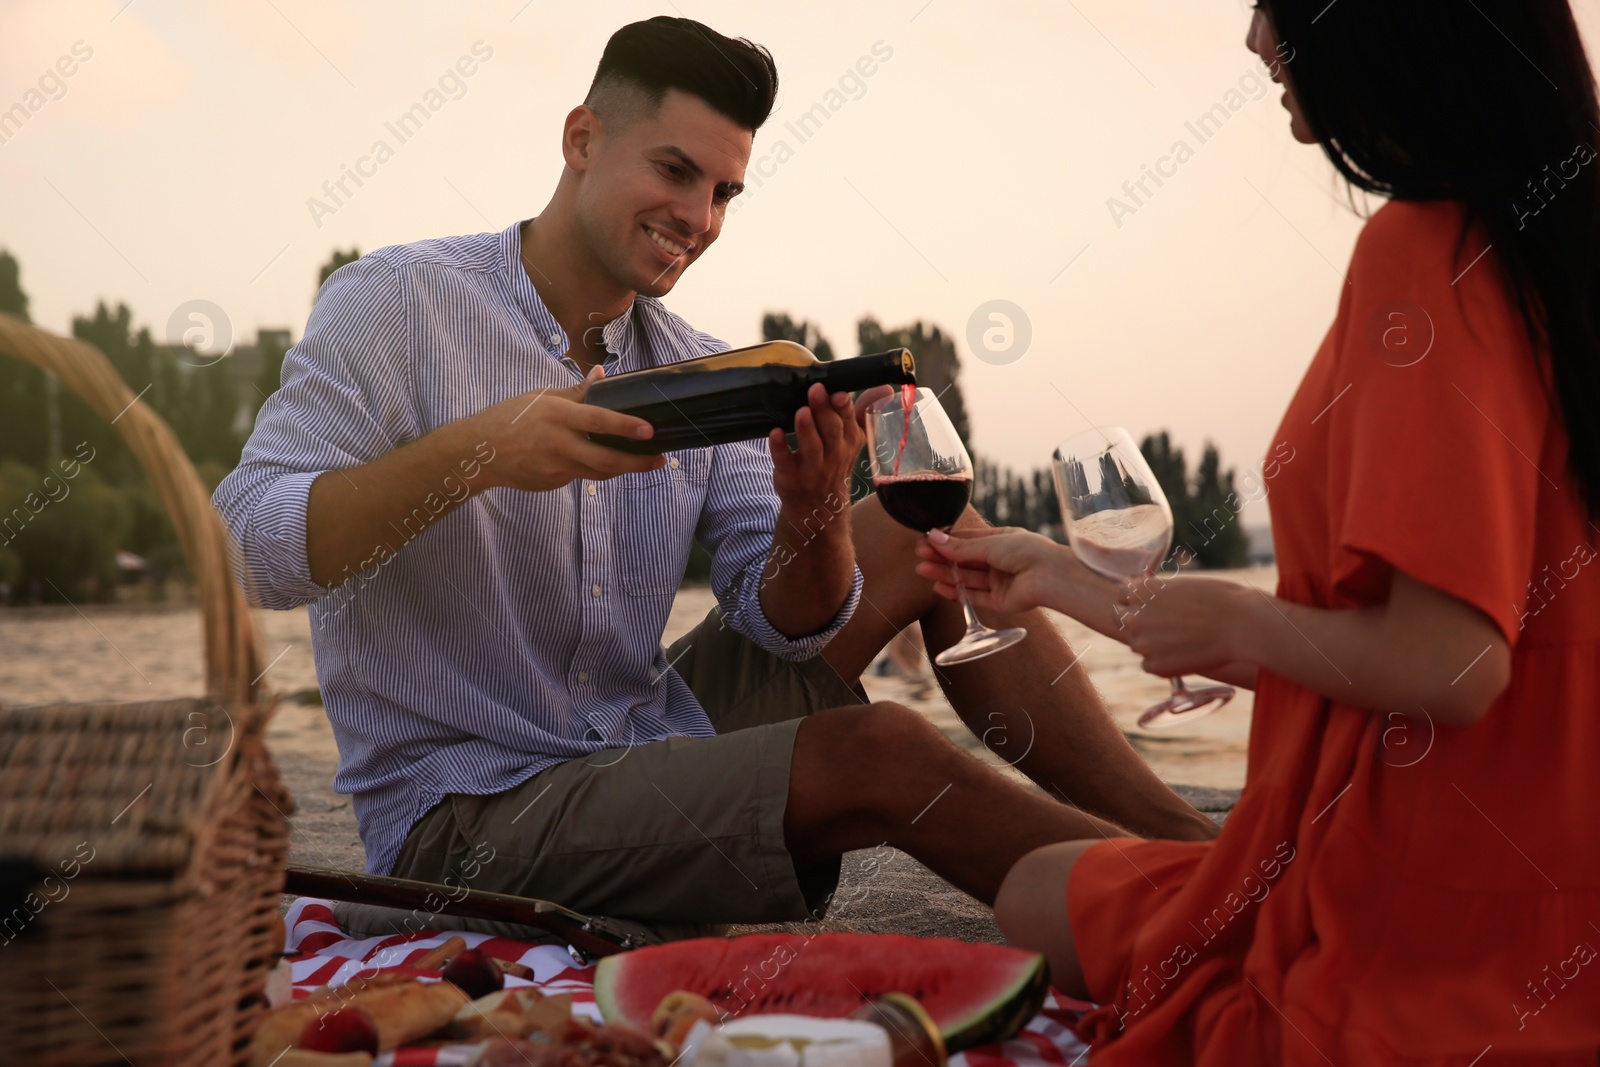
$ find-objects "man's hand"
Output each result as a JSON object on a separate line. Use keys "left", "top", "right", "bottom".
{"left": 756, "top": 384, "right": 886, "bottom": 639}
{"left": 475, "top": 368, "right": 667, "bottom": 492}
{"left": 767, "top": 383, "right": 874, "bottom": 508}
{"left": 305, "top": 368, "right": 666, "bottom": 587}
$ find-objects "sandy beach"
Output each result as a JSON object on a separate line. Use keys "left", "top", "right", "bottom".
{"left": 0, "top": 570, "right": 1270, "bottom": 777}
{"left": 0, "top": 571, "right": 1269, "bottom": 905}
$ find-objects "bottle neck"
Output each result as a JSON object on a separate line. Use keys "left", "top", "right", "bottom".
{"left": 811, "top": 349, "right": 916, "bottom": 392}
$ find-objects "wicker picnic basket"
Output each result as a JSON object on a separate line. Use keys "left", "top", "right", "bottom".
{"left": 0, "top": 313, "right": 291, "bottom": 1065}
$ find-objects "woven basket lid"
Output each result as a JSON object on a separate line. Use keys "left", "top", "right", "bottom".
{"left": 0, "top": 700, "right": 259, "bottom": 879}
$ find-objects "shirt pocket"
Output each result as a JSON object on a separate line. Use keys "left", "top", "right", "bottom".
{"left": 614, "top": 447, "right": 711, "bottom": 597}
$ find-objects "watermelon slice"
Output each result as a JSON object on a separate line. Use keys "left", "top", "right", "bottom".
{"left": 593, "top": 933, "right": 1049, "bottom": 1053}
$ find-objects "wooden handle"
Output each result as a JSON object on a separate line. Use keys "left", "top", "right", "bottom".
{"left": 283, "top": 864, "right": 652, "bottom": 957}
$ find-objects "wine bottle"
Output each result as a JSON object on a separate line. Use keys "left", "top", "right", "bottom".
{"left": 583, "top": 340, "right": 917, "bottom": 454}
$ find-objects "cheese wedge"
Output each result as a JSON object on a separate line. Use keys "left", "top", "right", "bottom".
{"left": 682, "top": 1016, "right": 892, "bottom": 1067}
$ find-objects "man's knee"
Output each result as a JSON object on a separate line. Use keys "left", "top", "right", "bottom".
{"left": 952, "top": 503, "right": 988, "bottom": 531}
{"left": 841, "top": 700, "right": 947, "bottom": 751}
{"left": 795, "top": 702, "right": 952, "bottom": 786}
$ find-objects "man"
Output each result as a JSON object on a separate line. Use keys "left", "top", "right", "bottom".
{"left": 216, "top": 16, "right": 1213, "bottom": 933}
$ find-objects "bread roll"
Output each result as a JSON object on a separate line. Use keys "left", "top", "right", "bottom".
{"left": 251, "top": 974, "right": 470, "bottom": 1066}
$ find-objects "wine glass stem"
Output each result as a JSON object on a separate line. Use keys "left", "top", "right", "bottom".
{"left": 952, "top": 560, "right": 987, "bottom": 636}
{"left": 1170, "top": 677, "right": 1189, "bottom": 696}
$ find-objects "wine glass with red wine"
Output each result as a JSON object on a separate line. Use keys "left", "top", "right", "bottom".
{"left": 1052, "top": 426, "right": 1234, "bottom": 729}
{"left": 867, "top": 387, "right": 1027, "bottom": 666}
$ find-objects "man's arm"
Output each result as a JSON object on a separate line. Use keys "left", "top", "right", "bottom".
{"left": 215, "top": 256, "right": 664, "bottom": 603}
{"left": 305, "top": 369, "right": 665, "bottom": 587}
{"left": 754, "top": 384, "right": 869, "bottom": 638}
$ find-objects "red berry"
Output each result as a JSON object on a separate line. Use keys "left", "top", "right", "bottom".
{"left": 442, "top": 948, "right": 505, "bottom": 1000}
{"left": 298, "top": 1006, "right": 380, "bottom": 1054}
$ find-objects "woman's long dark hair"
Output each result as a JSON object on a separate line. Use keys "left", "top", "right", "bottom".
{"left": 1260, "top": 0, "right": 1600, "bottom": 516}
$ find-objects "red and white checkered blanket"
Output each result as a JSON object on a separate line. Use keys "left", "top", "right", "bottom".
{"left": 284, "top": 898, "right": 1092, "bottom": 1067}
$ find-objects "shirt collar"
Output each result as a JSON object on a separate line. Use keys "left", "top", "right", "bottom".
{"left": 501, "top": 219, "right": 664, "bottom": 375}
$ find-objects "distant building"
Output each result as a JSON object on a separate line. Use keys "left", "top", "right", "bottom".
{"left": 152, "top": 327, "right": 294, "bottom": 435}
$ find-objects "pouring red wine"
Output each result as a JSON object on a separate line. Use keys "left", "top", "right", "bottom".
{"left": 866, "top": 387, "right": 1026, "bottom": 666}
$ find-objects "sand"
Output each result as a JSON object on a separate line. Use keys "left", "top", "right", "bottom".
{"left": 0, "top": 574, "right": 1265, "bottom": 939}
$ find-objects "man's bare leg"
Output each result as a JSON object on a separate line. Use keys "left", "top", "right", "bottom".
{"left": 784, "top": 702, "right": 1126, "bottom": 905}
{"left": 821, "top": 496, "right": 1216, "bottom": 843}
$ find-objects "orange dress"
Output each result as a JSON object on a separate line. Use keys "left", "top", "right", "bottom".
{"left": 1068, "top": 200, "right": 1600, "bottom": 1064}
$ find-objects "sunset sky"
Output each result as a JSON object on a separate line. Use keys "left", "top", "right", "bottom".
{"left": 5, "top": 0, "right": 1598, "bottom": 525}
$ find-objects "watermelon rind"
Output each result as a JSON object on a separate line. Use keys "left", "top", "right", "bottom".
{"left": 940, "top": 952, "right": 1049, "bottom": 1052}
{"left": 593, "top": 933, "right": 1051, "bottom": 1054}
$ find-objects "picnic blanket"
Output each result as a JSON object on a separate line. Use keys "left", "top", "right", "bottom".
{"left": 283, "top": 897, "right": 1093, "bottom": 1066}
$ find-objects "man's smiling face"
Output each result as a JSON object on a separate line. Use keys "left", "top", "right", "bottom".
{"left": 574, "top": 87, "right": 752, "bottom": 299}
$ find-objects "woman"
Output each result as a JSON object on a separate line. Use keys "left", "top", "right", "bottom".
{"left": 920, "top": 1, "right": 1600, "bottom": 1062}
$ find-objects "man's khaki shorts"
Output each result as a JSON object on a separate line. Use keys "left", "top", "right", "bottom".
{"left": 333, "top": 606, "right": 866, "bottom": 939}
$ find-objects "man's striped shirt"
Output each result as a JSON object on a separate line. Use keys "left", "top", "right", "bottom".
{"left": 213, "top": 221, "right": 861, "bottom": 875}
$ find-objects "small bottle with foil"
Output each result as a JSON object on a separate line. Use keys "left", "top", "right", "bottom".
{"left": 851, "top": 994, "right": 947, "bottom": 1067}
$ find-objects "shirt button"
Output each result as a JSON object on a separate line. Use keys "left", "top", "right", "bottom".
{"left": 586, "top": 482, "right": 597, "bottom": 496}
{"left": 591, "top": 584, "right": 602, "bottom": 598}
{"left": 577, "top": 671, "right": 589, "bottom": 684}
{"left": 668, "top": 457, "right": 680, "bottom": 470}
{"left": 548, "top": 332, "right": 561, "bottom": 345}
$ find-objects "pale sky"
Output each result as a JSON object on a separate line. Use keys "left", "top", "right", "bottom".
{"left": 5, "top": 0, "right": 1598, "bottom": 525}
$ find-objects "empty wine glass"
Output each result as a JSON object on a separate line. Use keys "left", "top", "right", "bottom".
{"left": 1052, "top": 426, "right": 1234, "bottom": 729}
{"left": 868, "top": 387, "right": 1026, "bottom": 666}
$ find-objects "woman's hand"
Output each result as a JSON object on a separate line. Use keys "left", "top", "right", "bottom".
{"left": 1117, "top": 575, "right": 1257, "bottom": 677}
{"left": 914, "top": 527, "right": 1078, "bottom": 614}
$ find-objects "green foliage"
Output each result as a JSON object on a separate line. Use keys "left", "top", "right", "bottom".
{"left": 0, "top": 252, "right": 259, "bottom": 601}
{"left": 0, "top": 251, "right": 50, "bottom": 469}
{"left": 760, "top": 312, "right": 835, "bottom": 361}
{"left": 856, "top": 317, "right": 969, "bottom": 443}
{"left": 0, "top": 249, "right": 29, "bottom": 321}
{"left": 1135, "top": 433, "right": 1251, "bottom": 569}
{"left": 0, "top": 461, "right": 129, "bottom": 602}
{"left": 1185, "top": 443, "right": 1250, "bottom": 569}
{"left": 319, "top": 248, "right": 361, "bottom": 289}
{"left": 256, "top": 329, "right": 290, "bottom": 400}
{"left": 971, "top": 457, "right": 1059, "bottom": 533}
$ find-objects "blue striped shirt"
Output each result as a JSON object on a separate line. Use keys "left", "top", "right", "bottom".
{"left": 214, "top": 221, "right": 862, "bottom": 876}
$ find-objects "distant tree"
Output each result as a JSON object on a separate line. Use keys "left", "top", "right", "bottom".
{"left": 760, "top": 312, "right": 835, "bottom": 361}
{"left": 856, "top": 317, "right": 969, "bottom": 443}
{"left": 1184, "top": 443, "right": 1250, "bottom": 568}
{"left": 69, "top": 303, "right": 150, "bottom": 480}
{"left": 1138, "top": 431, "right": 1193, "bottom": 564}
{"left": 0, "top": 249, "right": 29, "bottom": 321}
{"left": 0, "top": 250, "right": 50, "bottom": 469}
{"left": 255, "top": 329, "right": 290, "bottom": 404}
{"left": 4, "top": 462, "right": 129, "bottom": 602}
{"left": 1030, "top": 468, "right": 1058, "bottom": 533}
{"left": 318, "top": 248, "right": 361, "bottom": 290}
{"left": 1136, "top": 433, "right": 1251, "bottom": 569}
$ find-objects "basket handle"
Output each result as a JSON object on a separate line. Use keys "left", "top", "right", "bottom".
{"left": 0, "top": 312, "right": 266, "bottom": 713}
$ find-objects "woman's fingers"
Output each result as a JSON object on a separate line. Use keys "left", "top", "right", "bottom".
{"left": 915, "top": 560, "right": 992, "bottom": 590}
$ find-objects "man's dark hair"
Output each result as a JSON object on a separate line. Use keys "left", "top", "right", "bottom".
{"left": 586, "top": 16, "right": 778, "bottom": 132}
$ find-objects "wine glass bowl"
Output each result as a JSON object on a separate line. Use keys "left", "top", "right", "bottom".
{"left": 1052, "top": 427, "right": 1235, "bottom": 729}
{"left": 868, "top": 388, "right": 1026, "bottom": 666}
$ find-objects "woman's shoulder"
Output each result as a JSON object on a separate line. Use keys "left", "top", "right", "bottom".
{"left": 1350, "top": 199, "right": 1485, "bottom": 285}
